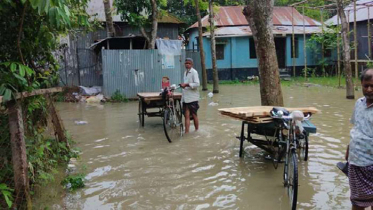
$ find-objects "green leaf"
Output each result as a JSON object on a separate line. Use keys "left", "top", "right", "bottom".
{"left": 57, "top": 7, "right": 70, "bottom": 27}
{"left": 30, "top": 0, "right": 39, "bottom": 9}
{"left": 10, "top": 63, "right": 17, "bottom": 72}
{"left": 2, "top": 190, "right": 13, "bottom": 208}
{"left": 0, "top": 183, "right": 9, "bottom": 190}
{"left": 37, "top": 0, "right": 47, "bottom": 15}
{"left": 0, "top": 86, "right": 5, "bottom": 95}
{"left": 13, "top": 73, "right": 27, "bottom": 84}
{"left": 64, "top": 5, "right": 70, "bottom": 17}
{"left": 3, "top": 89, "right": 12, "bottom": 101}
{"left": 19, "top": 65, "right": 25, "bottom": 77}
{"left": 21, "top": 64, "right": 34, "bottom": 76}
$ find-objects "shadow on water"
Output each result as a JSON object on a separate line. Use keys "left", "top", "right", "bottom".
{"left": 34, "top": 84, "right": 362, "bottom": 210}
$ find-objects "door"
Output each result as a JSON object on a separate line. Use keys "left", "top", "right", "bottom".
{"left": 275, "top": 38, "right": 286, "bottom": 69}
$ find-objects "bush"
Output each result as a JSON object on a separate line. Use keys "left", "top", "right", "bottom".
{"left": 61, "top": 174, "right": 85, "bottom": 191}
{"left": 111, "top": 90, "right": 128, "bottom": 102}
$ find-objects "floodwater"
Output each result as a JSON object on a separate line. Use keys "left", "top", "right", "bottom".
{"left": 34, "top": 84, "right": 363, "bottom": 210}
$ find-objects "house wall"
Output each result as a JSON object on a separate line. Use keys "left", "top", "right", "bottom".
{"left": 187, "top": 29, "right": 200, "bottom": 51}
{"left": 200, "top": 35, "right": 322, "bottom": 68}
{"left": 349, "top": 20, "right": 372, "bottom": 60}
{"left": 101, "top": 49, "right": 201, "bottom": 98}
{"left": 184, "top": 32, "right": 336, "bottom": 79}
{"left": 285, "top": 35, "right": 323, "bottom": 67}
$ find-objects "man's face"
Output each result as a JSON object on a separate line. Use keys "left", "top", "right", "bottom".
{"left": 185, "top": 61, "right": 193, "bottom": 69}
{"left": 362, "top": 76, "right": 373, "bottom": 100}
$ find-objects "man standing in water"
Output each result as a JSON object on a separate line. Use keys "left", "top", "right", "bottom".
{"left": 345, "top": 69, "right": 373, "bottom": 210}
{"left": 180, "top": 58, "right": 200, "bottom": 133}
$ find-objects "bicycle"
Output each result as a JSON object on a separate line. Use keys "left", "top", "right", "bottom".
{"left": 271, "top": 109, "right": 311, "bottom": 210}
{"left": 161, "top": 84, "right": 184, "bottom": 143}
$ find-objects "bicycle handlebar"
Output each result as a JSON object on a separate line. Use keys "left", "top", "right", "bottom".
{"left": 271, "top": 111, "right": 311, "bottom": 121}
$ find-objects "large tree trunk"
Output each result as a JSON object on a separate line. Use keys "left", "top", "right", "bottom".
{"left": 195, "top": 0, "right": 208, "bottom": 91}
{"left": 149, "top": 0, "right": 158, "bottom": 49}
{"left": 336, "top": 0, "right": 355, "bottom": 99}
{"left": 209, "top": 0, "right": 219, "bottom": 93}
{"left": 243, "top": 0, "right": 284, "bottom": 106}
{"left": 139, "top": 0, "right": 158, "bottom": 49}
{"left": 103, "top": 0, "right": 115, "bottom": 37}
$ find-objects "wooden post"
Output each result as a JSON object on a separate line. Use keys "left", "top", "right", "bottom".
{"left": 337, "top": 0, "right": 355, "bottom": 99}
{"left": 303, "top": 5, "right": 307, "bottom": 79}
{"left": 46, "top": 95, "right": 69, "bottom": 149}
{"left": 292, "top": 6, "right": 296, "bottom": 77}
{"left": 337, "top": 14, "right": 342, "bottom": 87}
{"left": 7, "top": 101, "right": 32, "bottom": 209}
{"left": 354, "top": 0, "right": 358, "bottom": 89}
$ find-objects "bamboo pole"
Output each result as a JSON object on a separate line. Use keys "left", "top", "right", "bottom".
{"left": 354, "top": 0, "right": 358, "bottom": 89}
{"left": 368, "top": 6, "right": 371, "bottom": 59}
{"left": 337, "top": 14, "right": 342, "bottom": 87}
{"left": 0, "top": 87, "right": 63, "bottom": 104}
{"left": 46, "top": 94, "right": 69, "bottom": 149}
{"left": 303, "top": 5, "right": 307, "bottom": 79}
{"left": 292, "top": 6, "right": 296, "bottom": 77}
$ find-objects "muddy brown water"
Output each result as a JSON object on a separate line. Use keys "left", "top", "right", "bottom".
{"left": 34, "top": 85, "right": 363, "bottom": 210}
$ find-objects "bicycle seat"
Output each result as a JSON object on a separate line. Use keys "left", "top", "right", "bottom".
{"left": 291, "top": 110, "right": 304, "bottom": 121}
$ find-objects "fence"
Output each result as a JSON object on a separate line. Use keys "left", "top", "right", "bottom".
{"left": 58, "top": 47, "right": 102, "bottom": 87}
{"left": 102, "top": 49, "right": 201, "bottom": 98}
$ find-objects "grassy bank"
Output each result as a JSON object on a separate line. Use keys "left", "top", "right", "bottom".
{"left": 207, "top": 76, "right": 359, "bottom": 89}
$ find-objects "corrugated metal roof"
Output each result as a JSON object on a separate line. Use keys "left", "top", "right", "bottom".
{"left": 188, "top": 6, "right": 321, "bottom": 29}
{"left": 202, "top": 25, "right": 322, "bottom": 37}
{"left": 326, "top": 0, "right": 373, "bottom": 25}
{"left": 86, "top": 0, "right": 183, "bottom": 24}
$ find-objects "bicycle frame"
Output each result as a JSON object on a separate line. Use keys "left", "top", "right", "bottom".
{"left": 163, "top": 86, "right": 180, "bottom": 126}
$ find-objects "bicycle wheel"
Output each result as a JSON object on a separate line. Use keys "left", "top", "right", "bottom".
{"left": 175, "top": 100, "right": 184, "bottom": 135}
{"left": 287, "top": 149, "right": 298, "bottom": 210}
{"left": 138, "top": 99, "right": 144, "bottom": 127}
{"left": 283, "top": 138, "right": 290, "bottom": 184}
{"left": 298, "top": 131, "right": 309, "bottom": 161}
{"left": 163, "top": 103, "right": 183, "bottom": 143}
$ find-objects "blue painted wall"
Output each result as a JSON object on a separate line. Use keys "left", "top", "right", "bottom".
{"left": 188, "top": 28, "right": 330, "bottom": 70}
{"left": 187, "top": 30, "right": 199, "bottom": 51}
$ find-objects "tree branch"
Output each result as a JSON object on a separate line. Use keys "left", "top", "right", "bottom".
{"left": 140, "top": 26, "right": 150, "bottom": 45}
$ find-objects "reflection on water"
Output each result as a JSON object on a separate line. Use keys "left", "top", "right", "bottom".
{"left": 34, "top": 85, "right": 363, "bottom": 210}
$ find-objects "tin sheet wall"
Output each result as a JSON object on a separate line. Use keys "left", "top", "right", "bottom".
{"left": 102, "top": 50, "right": 201, "bottom": 98}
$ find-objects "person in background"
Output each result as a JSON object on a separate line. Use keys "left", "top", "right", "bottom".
{"left": 345, "top": 68, "right": 373, "bottom": 210}
{"left": 180, "top": 58, "right": 200, "bottom": 134}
